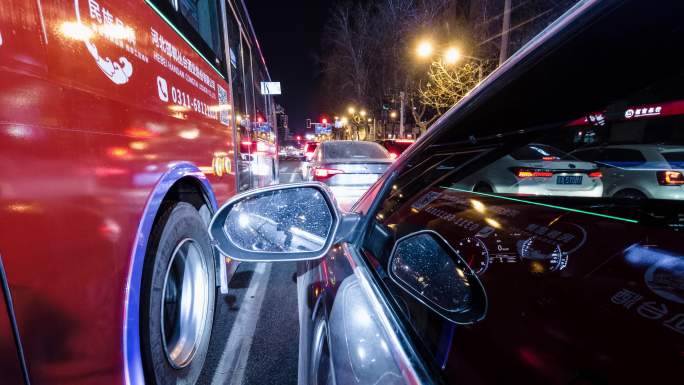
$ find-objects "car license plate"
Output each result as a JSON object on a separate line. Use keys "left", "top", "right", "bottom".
{"left": 556, "top": 175, "right": 583, "bottom": 185}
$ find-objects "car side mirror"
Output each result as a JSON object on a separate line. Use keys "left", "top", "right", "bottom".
{"left": 388, "top": 230, "right": 487, "bottom": 324}
{"left": 209, "top": 183, "right": 359, "bottom": 262}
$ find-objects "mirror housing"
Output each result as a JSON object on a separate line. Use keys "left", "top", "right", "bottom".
{"left": 388, "top": 230, "right": 487, "bottom": 324}
{"left": 209, "top": 182, "right": 359, "bottom": 262}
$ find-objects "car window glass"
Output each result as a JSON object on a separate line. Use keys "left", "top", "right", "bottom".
{"left": 323, "top": 141, "right": 389, "bottom": 160}
{"left": 601, "top": 148, "right": 647, "bottom": 167}
{"left": 663, "top": 151, "right": 684, "bottom": 168}
{"left": 571, "top": 148, "right": 600, "bottom": 162}
{"left": 363, "top": 67, "right": 684, "bottom": 385}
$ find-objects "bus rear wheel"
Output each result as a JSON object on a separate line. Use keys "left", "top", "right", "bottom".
{"left": 140, "top": 202, "right": 215, "bottom": 385}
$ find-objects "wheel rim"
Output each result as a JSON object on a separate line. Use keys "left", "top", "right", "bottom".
{"left": 161, "top": 238, "right": 210, "bottom": 369}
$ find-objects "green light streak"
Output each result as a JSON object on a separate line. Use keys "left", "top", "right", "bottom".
{"left": 145, "top": 0, "right": 225, "bottom": 79}
{"left": 440, "top": 185, "right": 639, "bottom": 224}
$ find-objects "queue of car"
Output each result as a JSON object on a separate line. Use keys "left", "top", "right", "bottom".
{"left": 209, "top": 1, "right": 684, "bottom": 385}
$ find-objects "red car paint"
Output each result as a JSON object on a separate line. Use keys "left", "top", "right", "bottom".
{"left": 0, "top": 1, "right": 260, "bottom": 383}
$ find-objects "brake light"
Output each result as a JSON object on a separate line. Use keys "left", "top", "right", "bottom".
{"left": 657, "top": 170, "right": 684, "bottom": 185}
{"left": 514, "top": 168, "right": 554, "bottom": 178}
{"left": 588, "top": 170, "right": 603, "bottom": 178}
{"left": 389, "top": 152, "right": 398, "bottom": 160}
{"left": 313, "top": 168, "right": 344, "bottom": 181}
{"left": 542, "top": 156, "right": 559, "bottom": 161}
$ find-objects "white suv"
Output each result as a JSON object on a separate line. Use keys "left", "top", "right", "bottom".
{"left": 571, "top": 145, "right": 684, "bottom": 200}
{"left": 460, "top": 144, "right": 604, "bottom": 197}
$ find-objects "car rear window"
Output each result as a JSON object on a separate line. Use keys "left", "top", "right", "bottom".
{"left": 324, "top": 141, "right": 389, "bottom": 160}
{"left": 663, "top": 151, "right": 684, "bottom": 168}
{"left": 510, "top": 144, "right": 576, "bottom": 161}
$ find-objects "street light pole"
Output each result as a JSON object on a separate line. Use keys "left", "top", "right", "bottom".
{"left": 399, "top": 91, "right": 405, "bottom": 138}
{"left": 499, "top": 0, "right": 511, "bottom": 65}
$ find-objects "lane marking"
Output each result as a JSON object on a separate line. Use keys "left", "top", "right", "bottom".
{"left": 289, "top": 171, "right": 297, "bottom": 183}
{"left": 211, "top": 262, "right": 272, "bottom": 385}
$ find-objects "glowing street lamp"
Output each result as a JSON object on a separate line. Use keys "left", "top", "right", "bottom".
{"left": 416, "top": 40, "right": 434, "bottom": 58}
{"left": 390, "top": 111, "right": 397, "bottom": 119}
{"left": 360, "top": 110, "right": 367, "bottom": 117}
{"left": 348, "top": 106, "right": 355, "bottom": 115}
{"left": 444, "top": 47, "right": 461, "bottom": 64}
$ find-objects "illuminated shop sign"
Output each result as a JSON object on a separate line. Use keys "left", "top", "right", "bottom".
{"left": 624, "top": 105, "right": 662, "bottom": 119}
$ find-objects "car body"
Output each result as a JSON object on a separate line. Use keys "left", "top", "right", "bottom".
{"left": 210, "top": 2, "right": 684, "bottom": 385}
{"left": 571, "top": 144, "right": 684, "bottom": 200}
{"left": 0, "top": 0, "right": 274, "bottom": 384}
{"left": 376, "top": 139, "right": 416, "bottom": 160}
{"left": 303, "top": 141, "right": 392, "bottom": 209}
{"left": 458, "top": 143, "right": 604, "bottom": 197}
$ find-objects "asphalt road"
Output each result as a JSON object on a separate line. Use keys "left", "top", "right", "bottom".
{"left": 198, "top": 160, "right": 304, "bottom": 385}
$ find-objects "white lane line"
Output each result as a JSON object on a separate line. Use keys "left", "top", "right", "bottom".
{"left": 289, "top": 171, "right": 297, "bottom": 183}
{"left": 211, "top": 262, "right": 273, "bottom": 385}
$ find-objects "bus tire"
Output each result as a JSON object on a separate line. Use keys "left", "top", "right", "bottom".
{"left": 140, "top": 202, "right": 215, "bottom": 385}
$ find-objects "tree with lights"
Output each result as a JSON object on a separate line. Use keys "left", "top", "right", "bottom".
{"left": 415, "top": 59, "right": 484, "bottom": 132}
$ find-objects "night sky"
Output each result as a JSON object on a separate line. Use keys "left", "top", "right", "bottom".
{"left": 244, "top": 1, "right": 332, "bottom": 135}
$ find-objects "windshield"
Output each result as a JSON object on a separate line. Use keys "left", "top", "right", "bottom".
{"left": 361, "top": 47, "right": 684, "bottom": 385}
{"left": 323, "top": 141, "right": 389, "bottom": 160}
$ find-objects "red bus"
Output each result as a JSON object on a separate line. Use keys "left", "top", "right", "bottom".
{"left": 0, "top": 1, "right": 275, "bottom": 384}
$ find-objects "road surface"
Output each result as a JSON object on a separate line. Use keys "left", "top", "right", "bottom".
{"left": 198, "top": 160, "right": 304, "bottom": 385}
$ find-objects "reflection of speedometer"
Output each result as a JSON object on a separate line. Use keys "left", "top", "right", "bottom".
{"left": 520, "top": 237, "right": 567, "bottom": 273}
{"left": 457, "top": 237, "right": 489, "bottom": 275}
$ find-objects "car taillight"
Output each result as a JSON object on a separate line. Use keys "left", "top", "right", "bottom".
{"left": 514, "top": 168, "right": 554, "bottom": 178}
{"left": 657, "top": 170, "right": 684, "bottom": 185}
{"left": 588, "top": 170, "right": 603, "bottom": 178}
{"left": 542, "top": 156, "right": 559, "bottom": 161}
{"left": 389, "top": 152, "right": 398, "bottom": 160}
{"left": 313, "top": 168, "right": 344, "bottom": 181}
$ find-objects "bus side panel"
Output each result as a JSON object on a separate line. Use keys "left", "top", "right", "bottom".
{"left": 0, "top": 0, "right": 234, "bottom": 384}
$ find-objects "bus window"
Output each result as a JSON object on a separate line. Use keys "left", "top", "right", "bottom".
{"left": 151, "top": 0, "right": 225, "bottom": 69}
{"left": 175, "top": 0, "right": 223, "bottom": 59}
